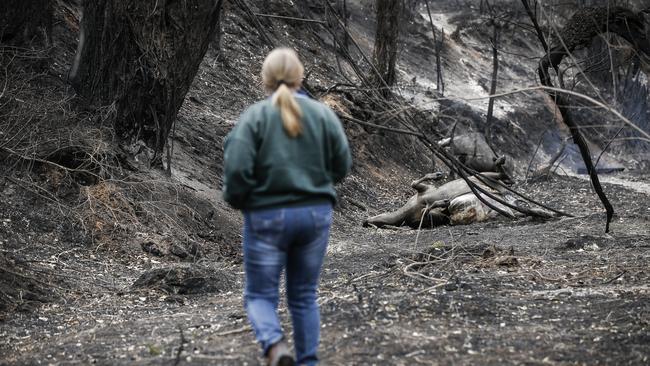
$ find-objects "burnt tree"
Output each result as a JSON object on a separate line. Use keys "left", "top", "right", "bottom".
{"left": 372, "top": 0, "right": 402, "bottom": 93}
{"left": 0, "top": 0, "right": 52, "bottom": 45}
{"left": 211, "top": 0, "right": 227, "bottom": 53}
{"left": 424, "top": 0, "right": 445, "bottom": 95}
{"left": 483, "top": 1, "right": 512, "bottom": 142}
{"left": 339, "top": 0, "right": 350, "bottom": 52}
{"left": 70, "top": 0, "right": 224, "bottom": 162}
{"left": 532, "top": 6, "right": 650, "bottom": 232}
{"left": 484, "top": 18, "right": 501, "bottom": 140}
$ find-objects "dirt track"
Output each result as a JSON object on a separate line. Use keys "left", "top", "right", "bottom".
{"left": 1, "top": 173, "right": 648, "bottom": 365}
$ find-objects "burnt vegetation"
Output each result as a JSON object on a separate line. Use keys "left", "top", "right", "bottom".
{"left": 1, "top": 0, "right": 649, "bottom": 364}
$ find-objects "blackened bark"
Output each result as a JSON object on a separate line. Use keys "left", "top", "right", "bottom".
{"left": 435, "top": 29, "right": 445, "bottom": 96}
{"left": 0, "top": 0, "right": 52, "bottom": 45}
{"left": 520, "top": 0, "right": 548, "bottom": 52}
{"left": 340, "top": 0, "right": 349, "bottom": 51}
{"left": 70, "top": 0, "right": 223, "bottom": 160}
{"left": 534, "top": 6, "right": 650, "bottom": 232}
{"left": 485, "top": 22, "right": 500, "bottom": 139}
{"left": 372, "top": 0, "right": 402, "bottom": 93}
{"left": 424, "top": 0, "right": 445, "bottom": 95}
{"left": 212, "top": 0, "right": 226, "bottom": 52}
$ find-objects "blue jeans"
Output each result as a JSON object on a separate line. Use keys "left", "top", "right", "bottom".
{"left": 243, "top": 203, "right": 332, "bottom": 366}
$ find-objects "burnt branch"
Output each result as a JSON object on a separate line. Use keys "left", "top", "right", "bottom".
{"left": 533, "top": 6, "right": 650, "bottom": 232}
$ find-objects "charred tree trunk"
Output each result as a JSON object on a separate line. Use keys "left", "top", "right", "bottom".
{"left": 372, "top": 0, "right": 402, "bottom": 94}
{"left": 520, "top": 0, "right": 548, "bottom": 52}
{"left": 484, "top": 21, "right": 500, "bottom": 141}
{"left": 534, "top": 6, "right": 650, "bottom": 232}
{"left": 0, "top": 0, "right": 52, "bottom": 45}
{"left": 338, "top": 0, "right": 350, "bottom": 52}
{"left": 70, "top": 0, "right": 224, "bottom": 163}
{"left": 435, "top": 29, "right": 445, "bottom": 96}
{"left": 424, "top": 0, "right": 445, "bottom": 96}
{"left": 212, "top": 0, "right": 227, "bottom": 53}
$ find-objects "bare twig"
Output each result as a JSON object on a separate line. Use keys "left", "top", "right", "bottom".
{"left": 526, "top": 129, "right": 548, "bottom": 181}
{"left": 213, "top": 325, "right": 252, "bottom": 337}
{"left": 339, "top": 115, "right": 424, "bottom": 137}
{"left": 253, "top": 13, "right": 327, "bottom": 24}
{"left": 173, "top": 326, "right": 186, "bottom": 366}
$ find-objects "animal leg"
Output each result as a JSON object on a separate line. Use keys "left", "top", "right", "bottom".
{"left": 429, "top": 199, "right": 450, "bottom": 209}
{"left": 410, "top": 172, "right": 445, "bottom": 192}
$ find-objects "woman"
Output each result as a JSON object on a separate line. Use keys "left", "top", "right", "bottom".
{"left": 223, "top": 48, "right": 352, "bottom": 366}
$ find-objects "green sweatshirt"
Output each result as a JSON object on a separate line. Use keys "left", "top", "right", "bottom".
{"left": 222, "top": 95, "right": 352, "bottom": 210}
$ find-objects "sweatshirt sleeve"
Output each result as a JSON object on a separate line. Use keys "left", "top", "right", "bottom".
{"left": 222, "top": 113, "right": 257, "bottom": 209}
{"left": 325, "top": 108, "right": 352, "bottom": 184}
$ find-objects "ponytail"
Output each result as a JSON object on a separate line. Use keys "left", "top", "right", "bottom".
{"left": 262, "top": 48, "right": 304, "bottom": 137}
{"left": 272, "top": 84, "right": 303, "bottom": 138}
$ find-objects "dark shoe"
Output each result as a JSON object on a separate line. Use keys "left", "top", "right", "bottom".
{"left": 267, "top": 340, "right": 295, "bottom": 366}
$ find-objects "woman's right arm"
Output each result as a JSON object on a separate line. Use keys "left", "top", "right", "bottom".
{"left": 222, "top": 114, "right": 257, "bottom": 209}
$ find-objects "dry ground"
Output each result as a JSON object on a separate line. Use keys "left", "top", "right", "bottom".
{"left": 1, "top": 173, "right": 648, "bottom": 365}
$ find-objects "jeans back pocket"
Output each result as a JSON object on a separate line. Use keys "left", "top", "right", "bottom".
{"left": 247, "top": 209, "right": 285, "bottom": 243}
{"left": 310, "top": 205, "right": 333, "bottom": 230}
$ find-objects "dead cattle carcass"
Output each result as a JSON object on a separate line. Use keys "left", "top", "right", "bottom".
{"left": 439, "top": 133, "right": 512, "bottom": 178}
{"left": 363, "top": 172, "right": 517, "bottom": 229}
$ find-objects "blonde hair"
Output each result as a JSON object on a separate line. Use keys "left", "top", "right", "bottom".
{"left": 262, "top": 48, "right": 304, "bottom": 137}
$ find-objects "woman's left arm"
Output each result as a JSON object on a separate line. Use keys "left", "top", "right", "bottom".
{"left": 325, "top": 108, "right": 352, "bottom": 184}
